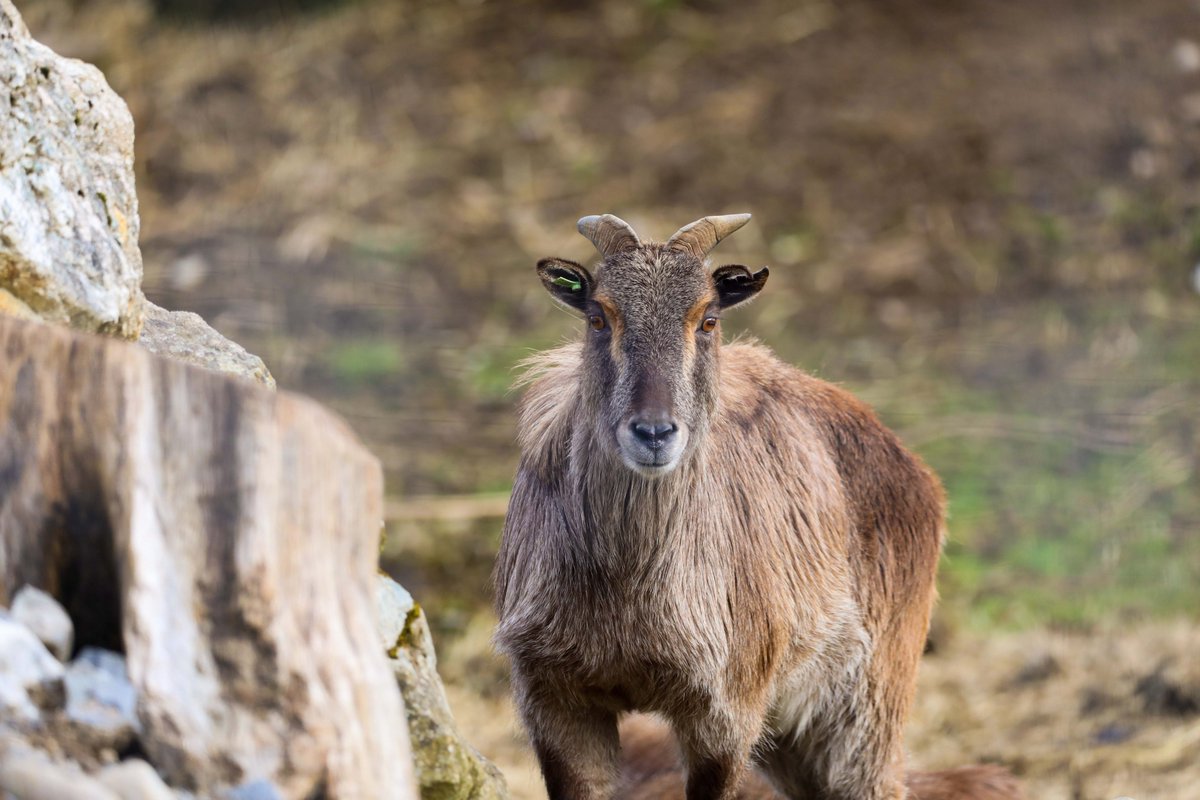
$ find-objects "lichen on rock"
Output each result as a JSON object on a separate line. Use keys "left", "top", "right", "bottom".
{"left": 377, "top": 575, "right": 507, "bottom": 800}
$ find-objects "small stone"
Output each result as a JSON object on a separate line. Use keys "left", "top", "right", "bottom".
{"left": 1135, "top": 667, "right": 1200, "bottom": 716}
{"left": 11, "top": 586, "right": 75, "bottom": 662}
{"left": 223, "top": 778, "right": 284, "bottom": 800}
{"left": 1091, "top": 723, "right": 1136, "bottom": 745}
{"left": 0, "top": 749, "right": 120, "bottom": 800}
{"left": 376, "top": 575, "right": 424, "bottom": 656}
{"left": 64, "top": 649, "right": 140, "bottom": 750}
{"left": 70, "top": 649, "right": 131, "bottom": 683}
{"left": 95, "top": 759, "right": 174, "bottom": 800}
{"left": 1009, "top": 651, "right": 1060, "bottom": 687}
{"left": 0, "top": 615, "right": 66, "bottom": 721}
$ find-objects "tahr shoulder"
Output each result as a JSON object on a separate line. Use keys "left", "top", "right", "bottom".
{"left": 718, "top": 339, "right": 900, "bottom": 440}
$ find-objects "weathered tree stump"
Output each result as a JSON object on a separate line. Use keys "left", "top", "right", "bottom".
{"left": 0, "top": 315, "right": 416, "bottom": 799}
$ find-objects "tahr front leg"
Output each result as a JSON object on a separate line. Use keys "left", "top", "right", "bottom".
{"left": 515, "top": 675, "right": 620, "bottom": 800}
{"left": 673, "top": 705, "right": 765, "bottom": 800}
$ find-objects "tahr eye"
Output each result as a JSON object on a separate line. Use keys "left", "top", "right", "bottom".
{"left": 589, "top": 314, "right": 606, "bottom": 331}
{"left": 700, "top": 317, "right": 718, "bottom": 334}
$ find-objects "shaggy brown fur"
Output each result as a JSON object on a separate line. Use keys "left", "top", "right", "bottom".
{"left": 493, "top": 214, "right": 1022, "bottom": 800}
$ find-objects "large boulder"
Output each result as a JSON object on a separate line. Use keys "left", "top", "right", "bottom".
{"left": 0, "top": 0, "right": 275, "bottom": 388}
{"left": 0, "top": 314, "right": 416, "bottom": 799}
{"left": 0, "top": 0, "right": 144, "bottom": 338}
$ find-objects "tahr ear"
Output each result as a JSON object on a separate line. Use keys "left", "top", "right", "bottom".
{"left": 712, "top": 264, "right": 769, "bottom": 310}
{"left": 536, "top": 258, "right": 594, "bottom": 313}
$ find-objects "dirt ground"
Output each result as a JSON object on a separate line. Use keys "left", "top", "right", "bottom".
{"left": 14, "top": 0, "right": 1200, "bottom": 797}
{"left": 440, "top": 620, "right": 1200, "bottom": 800}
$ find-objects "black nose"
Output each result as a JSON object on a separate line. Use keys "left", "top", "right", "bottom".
{"left": 630, "top": 419, "right": 678, "bottom": 449}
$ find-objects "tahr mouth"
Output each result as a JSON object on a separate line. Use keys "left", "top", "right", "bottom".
{"left": 615, "top": 423, "right": 689, "bottom": 477}
{"left": 627, "top": 457, "right": 677, "bottom": 474}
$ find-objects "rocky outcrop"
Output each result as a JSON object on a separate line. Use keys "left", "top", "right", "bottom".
{"left": 139, "top": 301, "right": 276, "bottom": 388}
{"left": 378, "top": 576, "right": 507, "bottom": 800}
{"left": 0, "top": 314, "right": 416, "bottom": 798}
{"left": 0, "top": 0, "right": 144, "bottom": 338}
{"left": 0, "top": 0, "right": 273, "bottom": 387}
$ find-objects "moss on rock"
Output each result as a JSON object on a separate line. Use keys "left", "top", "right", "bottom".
{"left": 377, "top": 574, "right": 507, "bottom": 800}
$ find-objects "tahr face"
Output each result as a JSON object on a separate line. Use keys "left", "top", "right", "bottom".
{"left": 577, "top": 245, "right": 718, "bottom": 476}
{"left": 536, "top": 220, "right": 768, "bottom": 477}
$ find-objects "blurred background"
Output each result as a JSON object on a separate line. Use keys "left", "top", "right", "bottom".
{"left": 17, "top": 0, "right": 1200, "bottom": 797}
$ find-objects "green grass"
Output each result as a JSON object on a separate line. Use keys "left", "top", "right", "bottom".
{"left": 325, "top": 340, "right": 405, "bottom": 386}
{"left": 894, "top": 313, "right": 1200, "bottom": 629}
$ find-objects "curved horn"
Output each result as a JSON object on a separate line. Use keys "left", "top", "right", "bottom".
{"left": 666, "top": 213, "right": 752, "bottom": 259}
{"left": 577, "top": 214, "right": 640, "bottom": 258}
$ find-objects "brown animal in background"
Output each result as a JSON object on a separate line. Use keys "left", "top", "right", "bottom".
{"left": 617, "top": 715, "right": 1023, "bottom": 800}
{"left": 493, "top": 213, "right": 1023, "bottom": 800}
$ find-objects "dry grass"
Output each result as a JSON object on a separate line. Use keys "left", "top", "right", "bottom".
{"left": 439, "top": 616, "right": 1200, "bottom": 800}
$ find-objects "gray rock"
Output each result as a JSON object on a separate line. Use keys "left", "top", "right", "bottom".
{"left": 0, "top": 0, "right": 144, "bottom": 339}
{"left": 11, "top": 586, "right": 74, "bottom": 662}
{"left": 0, "top": 749, "right": 120, "bottom": 800}
{"left": 94, "top": 760, "right": 174, "bottom": 800}
{"left": 0, "top": 615, "right": 65, "bottom": 721}
{"left": 222, "top": 779, "right": 284, "bottom": 800}
{"left": 63, "top": 649, "right": 140, "bottom": 750}
{"left": 377, "top": 575, "right": 507, "bottom": 800}
{"left": 377, "top": 578, "right": 431, "bottom": 665}
{"left": 137, "top": 302, "right": 275, "bottom": 389}
{"left": 0, "top": 0, "right": 277, "bottom": 389}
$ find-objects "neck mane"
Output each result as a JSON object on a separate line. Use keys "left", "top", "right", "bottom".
{"left": 516, "top": 340, "right": 724, "bottom": 569}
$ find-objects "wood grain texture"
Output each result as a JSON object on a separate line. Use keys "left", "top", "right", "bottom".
{"left": 0, "top": 315, "right": 416, "bottom": 799}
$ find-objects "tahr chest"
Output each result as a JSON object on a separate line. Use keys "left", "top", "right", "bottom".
{"left": 506, "top": 560, "right": 731, "bottom": 687}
